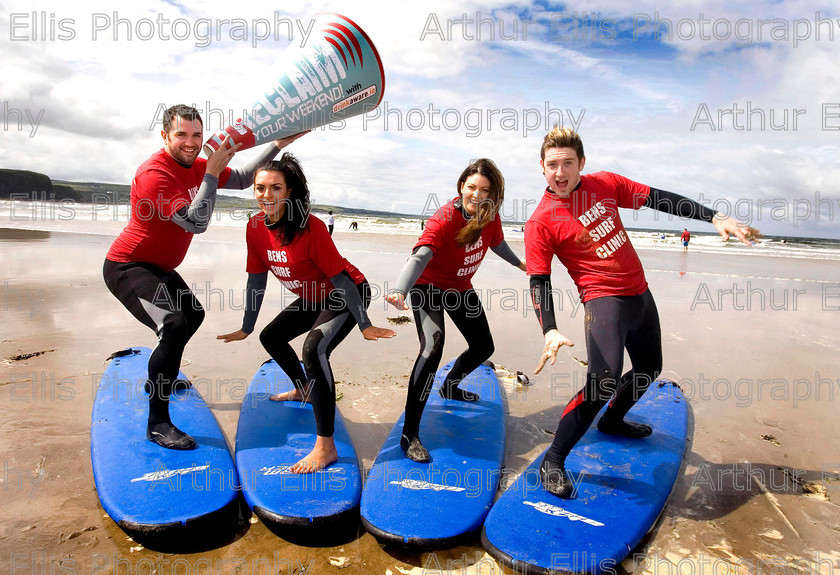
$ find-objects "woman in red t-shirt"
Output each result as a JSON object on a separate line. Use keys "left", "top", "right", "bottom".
{"left": 385, "top": 158, "right": 526, "bottom": 462}
{"left": 218, "top": 153, "right": 395, "bottom": 473}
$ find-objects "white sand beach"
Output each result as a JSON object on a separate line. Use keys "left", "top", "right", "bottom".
{"left": 1, "top": 214, "right": 839, "bottom": 574}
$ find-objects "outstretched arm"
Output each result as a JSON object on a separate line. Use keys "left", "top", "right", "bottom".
{"left": 529, "top": 274, "right": 574, "bottom": 374}
{"left": 330, "top": 272, "right": 396, "bottom": 341}
{"left": 385, "top": 246, "right": 434, "bottom": 310}
{"left": 490, "top": 240, "right": 527, "bottom": 271}
{"left": 217, "top": 272, "right": 267, "bottom": 342}
{"left": 223, "top": 132, "right": 309, "bottom": 189}
{"left": 644, "top": 187, "right": 759, "bottom": 245}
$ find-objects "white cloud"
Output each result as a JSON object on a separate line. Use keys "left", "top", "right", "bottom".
{"left": 1, "top": 1, "right": 839, "bottom": 236}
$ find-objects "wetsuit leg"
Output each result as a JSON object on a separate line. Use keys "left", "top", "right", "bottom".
{"left": 259, "top": 297, "right": 322, "bottom": 392}
{"left": 545, "top": 295, "right": 634, "bottom": 463}
{"left": 541, "top": 292, "right": 661, "bottom": 496}
{"left": 402, "top": 284, "right": 445, "bottom": 462}
{"left": 601, "top": 289, "right": 662, "bottom": 427}
{"left": 439, "top": 289, "right": 494, "bottom": 401}
{"left": 103, "top": 259, "right": 204, "bottom": 449}
{"left": 300, "top": 282, "right": 370, "bottom": 438}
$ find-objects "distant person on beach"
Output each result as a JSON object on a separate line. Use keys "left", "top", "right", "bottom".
{"left": 525, "top": 127, "right": 758, "bottom": 497}
{"left": 217, "top": 152, "right": 395, "bottom": 472}
{"left": 681, "top": 228, "right": 690, "bottom": 251}
{"left": 385, "top": 158, "right": 526, "bottom": 462}
{"left": 103, "top": 104, "right": 302, "bottom": 451}
{"left": 349, "top": 221, "right": 358, "bottom": 230}
{"left": 327, "top": 210, "right": 335, "bottom": 235}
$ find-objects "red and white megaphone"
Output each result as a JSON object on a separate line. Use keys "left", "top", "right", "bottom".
{"left": 203, "top": 13, "right": 385, "bottom": 155}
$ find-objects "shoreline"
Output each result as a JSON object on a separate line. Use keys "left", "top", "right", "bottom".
{"left": 2, "top": 195, "right": 838, "bottom": 241}
{"left": 2, "top": 216, "right": 839, "bottom": 265}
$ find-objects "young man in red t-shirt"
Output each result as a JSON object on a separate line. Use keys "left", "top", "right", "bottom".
{"left": 526, "top": 127, "right": 757, "bottom": 497}
{"left": 681, "top": 228, "right": 691, "bottom": 251}
{"left": 103, "top": 104, "right": 303, "bottom": 450}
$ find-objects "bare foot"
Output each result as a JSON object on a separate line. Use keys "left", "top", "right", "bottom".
{"left": 290, "top": 436, "right": 338, "bottom": 474}
{"left": 270, "top": 384, "right": 312, "bottom": 403}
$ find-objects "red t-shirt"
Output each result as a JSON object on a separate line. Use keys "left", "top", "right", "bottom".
{"left": 414, "top": 199, "right": 504, "bottom": 292}
{"left": 525, "top": 172, "right": 650, "bottom": 302}
{"left": 245, "top": 213, "right": 365, "bottom": 302}
{"left": 106, "top": 149, "right": 232, "bottom": 272}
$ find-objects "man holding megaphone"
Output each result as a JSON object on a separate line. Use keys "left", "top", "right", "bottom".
{"left": 103, "top": 104, "right": 304, "bottom": 450}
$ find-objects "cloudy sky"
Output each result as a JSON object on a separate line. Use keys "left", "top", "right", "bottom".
{"left": 2, "top": 0, "right": 839, "bottom": 238}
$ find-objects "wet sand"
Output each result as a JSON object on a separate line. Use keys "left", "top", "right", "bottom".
{"left": 1, "top": 220, "right": 839, "bottom": 574}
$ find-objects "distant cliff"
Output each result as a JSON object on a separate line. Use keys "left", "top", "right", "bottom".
{"left": 0, "top": 169, "right": 79, "bottom": 200}
{"left": 0, "top": 168, "right": 423, "bottom": 217}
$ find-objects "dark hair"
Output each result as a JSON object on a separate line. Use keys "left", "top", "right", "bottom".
{"left": 455, "top": 158, "right": 505, "bottom": 247}
{"left": 163, "top": 104, "right": 203, "bottom": 133}
{"left": 255, "top": 153, "right": 310, "bottom": 245}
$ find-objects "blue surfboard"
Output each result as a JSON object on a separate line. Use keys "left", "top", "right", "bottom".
{"left": 234, "top": 359, "right": 363, "bottom": 541}
{"left": 90, "top": 347, "right": 239, "bottom": 549}
{"left": 481, "top": 380, "right": 689, "bottom": 575}
{"left": 360, "top": 360, "right": 506, "bottom": 548}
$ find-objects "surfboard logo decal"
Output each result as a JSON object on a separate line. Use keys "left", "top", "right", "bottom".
{"left": 523, "top": 501, "right": 604, "bottom": 526}
{"left": 130, "top": 465, "right": 210, "bottom": 483}
{"left": 259, "top": 465, "right": 294, "bottom": 475}
{"left": 256, "top": 465, "right": 346, "bottom": 477}
{"left": 389, "top": 480, "right": 466, "bottom": 492}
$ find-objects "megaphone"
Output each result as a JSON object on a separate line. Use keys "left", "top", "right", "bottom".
{"left": 203, "top": 13, "right": 384, "bottom": 155}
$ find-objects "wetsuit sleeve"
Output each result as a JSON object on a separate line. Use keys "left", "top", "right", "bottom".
{"left": 330, "top": 272, "right": 373, "bottom": 332}
{"left": 644, "top": 187, "right": 717, "bottom": 222}
{"left": 529, "top": 274, "right": 557, "bottom": 335}
{"left": 391, "top": 246, "right": 434, "bottom": 295}
{"left": 171, "top": 174, "right": 219, "bottom": 233}
{"left": 223, "top": 144, "right": 283, "bottom": 189}
{"left": 242, "top": 272, "right": 268, "bottom": 334}
{"left": 490, "top": 240, "right": 523, "bottom": 267}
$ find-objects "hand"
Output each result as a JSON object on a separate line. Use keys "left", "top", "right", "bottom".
{"left": 712, "top": 213, "right": 760, "bottom": 245}
{"left": 273, "top": 130, "right": 310, "bottom": 150}
{"left": 205, "top": 135, "right": 242, "bottom": 177}
{"left": 534, "top": 329, "right": 574, "bottom": 374}
{"left": 518, "top": 258, "right": 527, "bottom": 272}
{"left": 217, "top": 329, "right": 249, "bottom": 343}
{"left": 362, "top": 325, "right": 396, "bottom": 341}
{"left": 384, "top": 292, "right": 409, "bottom": 310}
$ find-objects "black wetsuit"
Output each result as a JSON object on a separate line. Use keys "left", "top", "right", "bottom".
{"left": 240, "top": 214, "right": 374, "bottom": 440}
{"left": 528, "top": 185, "right": 716, "bottom": 493}
{"left": 103, "top": 145, "right": 280, "bottom": 449}
{"left": 256, "top": 278, "right": 371, "bottom": 437}
{"left": 392, "top": 199, "right": 523, "bottom": 461}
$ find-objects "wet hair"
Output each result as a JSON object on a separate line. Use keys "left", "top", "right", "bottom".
{"left": 254, "top": 153, "right": 311, "bottom": 245}
{"left": 455, "top": 158, "right": 505, "bottom": 248}
{"left": 162, "top": 104, "right": 203, "bottom": 133}
{"left": 540, "top": 126, "right": 585, "bottom": 161}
